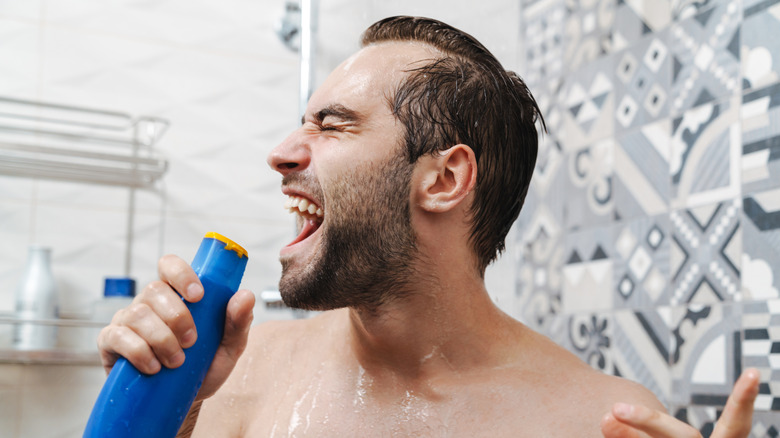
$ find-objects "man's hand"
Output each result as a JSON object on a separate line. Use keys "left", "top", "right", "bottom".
{"left": 601, "top": 368, "right": 760, "bottom": 438}
{"left": 96, "top": 254, "right": 255, "bottom": 401}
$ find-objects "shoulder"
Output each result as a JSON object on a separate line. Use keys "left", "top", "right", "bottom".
{"left": 241, "top": 309, "right": 346, "bottom": 365}
{"left": 499, "top": 327, "right": 665, "bottom": 435}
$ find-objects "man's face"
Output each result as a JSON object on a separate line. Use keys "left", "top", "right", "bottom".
{"left": 267, "top": 42, "right": 438, "bottom": 311}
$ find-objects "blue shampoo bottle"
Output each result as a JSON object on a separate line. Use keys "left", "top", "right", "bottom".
{"left": 84, "top": 232, "right": 248, "bottom": 438}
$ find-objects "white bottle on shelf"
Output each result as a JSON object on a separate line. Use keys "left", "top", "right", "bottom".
{"left": 13, "top": 245, "right": 59, "bottom": 350}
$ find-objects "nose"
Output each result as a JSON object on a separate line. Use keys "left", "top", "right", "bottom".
{"left": 266, "top": 128, "right": 311, "bottom": 176}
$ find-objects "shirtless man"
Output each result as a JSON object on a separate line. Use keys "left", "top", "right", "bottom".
{"left": 98, "top": 16, "right": 760, "bottom": 437}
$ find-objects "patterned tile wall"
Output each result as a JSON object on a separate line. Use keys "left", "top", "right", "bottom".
{"left": 517, "top": 0, "right": 780, "bottom": 434}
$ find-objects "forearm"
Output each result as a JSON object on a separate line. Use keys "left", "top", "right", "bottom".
{"left": 176, "top": 400, "right": 203, "bottom": 438}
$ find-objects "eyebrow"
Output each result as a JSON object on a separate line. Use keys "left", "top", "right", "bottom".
{"left": 301, "top": 104, "right": 364, "bottom": 125}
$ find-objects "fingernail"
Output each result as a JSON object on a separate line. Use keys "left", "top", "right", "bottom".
{"left": 182, "top": 328, "right": 197, "bottom": 346}
{"left": 147, "top": 358, "right": 161, "bottom": 373}
{"left": 169, "top": 351, "right": 185, "bottom": 367}
{"left": 186, "top": 283, "right": 203, "bottom": 300}
{"left": 614, "top": 403, "right": 634, "bottom": 418}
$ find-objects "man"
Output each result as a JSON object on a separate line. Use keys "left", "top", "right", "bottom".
{"left": 98, "top": 16, "right": 759, "bottom": 437}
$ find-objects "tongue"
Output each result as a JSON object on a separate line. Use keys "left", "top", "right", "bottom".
{"left": 288, "top": 217, "right": 321, "bottom": 246}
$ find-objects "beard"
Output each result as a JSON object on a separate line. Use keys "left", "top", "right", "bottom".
{"left": 278, "top": 150, "right": 418, "bottom": 313}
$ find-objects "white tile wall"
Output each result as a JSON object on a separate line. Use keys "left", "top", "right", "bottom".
{"left": 0, "top": 0, "right": 523, "bottom": 436}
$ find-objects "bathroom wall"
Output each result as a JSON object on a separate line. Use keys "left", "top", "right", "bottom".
{"left": 3, "top": 0, "right": 776, "bottom": 436}
{"left": 513, "top": 0, "right": 780, "bottom": 433}
{"left": 0, "top": 0, "right": 300, "bottom": 436}
{"left": 0, "top": 1, "right": 521, "bottom": 436}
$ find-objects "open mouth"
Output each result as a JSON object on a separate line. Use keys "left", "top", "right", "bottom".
{"left": 284, "top": 194, "right": 324, "bottom": 246}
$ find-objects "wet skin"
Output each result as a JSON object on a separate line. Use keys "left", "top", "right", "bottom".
{"left": 189, "top": 41, "right": 663, "bottom": 437}
{"left": 99, "top": 40, "right": 758, "bottom": 438}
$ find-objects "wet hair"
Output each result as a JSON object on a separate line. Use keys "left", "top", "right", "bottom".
{"left": 361, "top": 16, "right": 545, "bottom": 275}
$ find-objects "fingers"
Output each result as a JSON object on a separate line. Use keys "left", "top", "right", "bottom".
{"left": 712, "top": 368, "right": 760, "bottom": 438}
{"left": 97, "top": 255, "right": 201, "bottom": 376}
{"left": 608, "top": 403, "right": 700, "bottom": 438}
{"left": 158, "top": 253, "right": 204, "bottom": 302}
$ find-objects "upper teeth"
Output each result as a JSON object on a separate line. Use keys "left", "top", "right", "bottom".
{"left": 285, "top": 195, "right": 324, "bottom": 218}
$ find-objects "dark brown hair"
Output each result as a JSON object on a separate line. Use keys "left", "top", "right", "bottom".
{"left": 362, "top": 16, "right": 544, "bottom": 274}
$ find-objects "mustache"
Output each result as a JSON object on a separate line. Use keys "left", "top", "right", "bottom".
{"left": 282, "top": 172, "right": 325, "bottom": 205}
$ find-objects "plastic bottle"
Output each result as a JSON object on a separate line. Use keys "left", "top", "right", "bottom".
{"left": 91, "top": 278, "right": 136, "bottom": 324}
{"left": 14, "top": 245, "right": 59, "bottom": 350}
{"left": 83, "top": 232, "right": 248, "bottom": 438}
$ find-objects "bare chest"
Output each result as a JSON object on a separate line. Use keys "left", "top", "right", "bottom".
{"left": 240, "top": 376, "right": 603, "bottom": 437}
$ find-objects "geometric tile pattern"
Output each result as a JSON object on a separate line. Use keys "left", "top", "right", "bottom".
{"left": 519, "top": 0, "right": 780, "bottom": 427}
{"left": 668, "top": 0, "right": 741, "bottom": 115}
{"left": 613, "top": 215, "right": 671, "bottom": 309}
{"left": 565, "top": 140, "right": 615, "bottom": 230}
{"left": 613, "top": 118, "right": 672, "bottom": 221}
{"left": 743, "top": 300, "right": 780, "bottom": 412}
{"left": 613, "top": 0, "right": 672, "bottom": 51}
{"left": 670, "top": 96, "right": 741, "bottom": 210}
{"left": 669, "top": 303, "right": 742, "bottom": 408}
{"left": 613, "top": 31, "right": 671, "bottom": 132}
{"left": 741, "top": 0, "right": 780, "bottom": 92}
{"left": 522, "top": 0, "right": 565, "bottom": 86}
{"left": 742, "top": 188, "right": 780, "bottom": 301}
{"left": 562, "top": 0, "right": 617, "bottom": 73}
{"left": 562, "top": 226, "right": 614, "bottom": 313}
{"left": 670, "top": 200, "right": 741, "bottom": 305}
{"left": 560, "top": 55, "right": 616, "bottom": 150}
{"left": 742, "top": 82, "right": 780, "bottom": 195}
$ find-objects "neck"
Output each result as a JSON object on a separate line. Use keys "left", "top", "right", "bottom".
{"left": 344, "top": 263, "right": 518, "bottom": 384}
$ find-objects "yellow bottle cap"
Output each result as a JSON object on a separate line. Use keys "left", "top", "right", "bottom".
{"left": 204, "top": 232, "right": 248, "bottom": 259}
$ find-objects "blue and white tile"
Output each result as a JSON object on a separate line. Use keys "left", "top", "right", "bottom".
{"left": 516, "top": 133, "right": 567, "bottom": 329}
{"left": 612, "top": 308, "right": 674, "bottom": 405}
{"left": 669, "top": 303, "right": 743, "bottom": 407}
{"left": 670, "top": 200, "right": 742, "bottom": 305}
{"left": 561, "top": 55, "right": 616, "bottom": 150}
{"left": 672, "top": 0, "right": 720, "bottom": 21}
{"left": 562, "top": 226, "right": 614, "bottom": 313}
{"left": 613, "top": 215, "right": 672, "bottom": 309}
{"left": 742, "top": 82, "right": 780, "bottom": 195}
{"left": 669, "top": 0, "right": 741, "bottom": 115}
{"left": 672, "top": 407, "right": 780, "bottom": 437}
{"left": 742, "top": 188, "right": 780, "bottom": 301}
{"left": 742, "top": 0, "right": 780, "bottom": 91}
{"left": 611, "top": 0, "right": 672, "bottom": 51}
{"left": 614, "top": 118, "right": 672, "bottom": 221}
{"left": 521, "top": 0, "right": 565, "bottom": 86}
{"left": 742, "top": 299, "right": 780, "bottom": 412}
{"left": 554, "top": 308, "right": 673, "bottom": 405}
{"left": 613, "top": 30, "right": 672, "bottom": 132}
{"left": 750, "top": 411, "right": 780, "bottom": 437}
{"left": 670, "top": 405, "right": 720, "bottom": 436}
{"left": 562, "top": 0, "right": 618, "bottom": 73}
{"left": 565, "top": 140, "right": 615, "bottom": 230}
{"left": 670, "top": 96, "right": 741, "bottom": 210}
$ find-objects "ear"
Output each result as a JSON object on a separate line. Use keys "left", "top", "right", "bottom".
{"left": 416, "top": 144, "right": 477, "bottom": 213}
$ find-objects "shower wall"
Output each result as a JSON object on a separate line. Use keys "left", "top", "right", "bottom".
{"left": 514, "top": 0, "right": 780, "bottom": 433}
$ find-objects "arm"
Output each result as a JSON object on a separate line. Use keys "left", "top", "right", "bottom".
{"left": 97, "top": 254, "right": 255, "bottom": 436}
{"left": 601, "top": 368, "right": 760, "bottom": 438}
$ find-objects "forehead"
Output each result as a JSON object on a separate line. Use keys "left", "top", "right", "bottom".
{"left": 307, "top": 41, "right": 440, "bottom": 117}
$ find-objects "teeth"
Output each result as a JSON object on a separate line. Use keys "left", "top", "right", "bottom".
{"left": 285, "top": 195, "right": 324, "bottom": 218}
